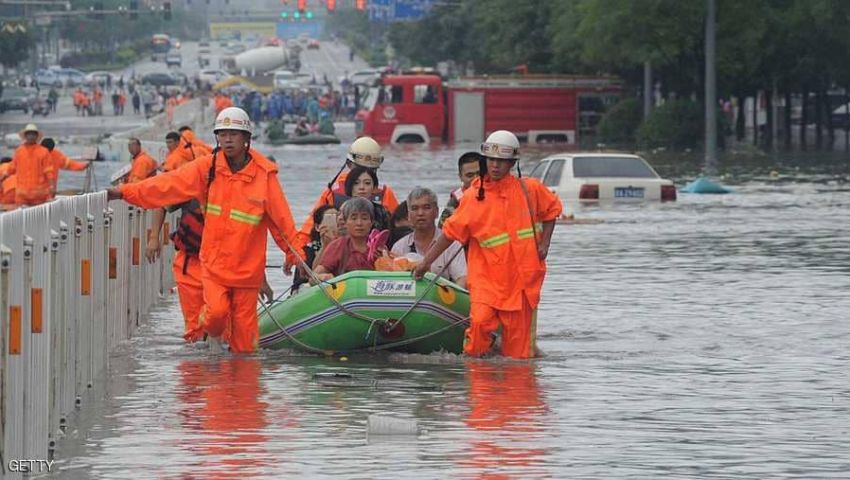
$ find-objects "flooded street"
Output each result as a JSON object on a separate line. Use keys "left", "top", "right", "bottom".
{"left": 48, "top": 147, "right": 849, "bottom": 478}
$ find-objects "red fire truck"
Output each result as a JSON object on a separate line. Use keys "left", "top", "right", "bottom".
{"left": 355, "top": 73, "right": 622, "bottom": 145}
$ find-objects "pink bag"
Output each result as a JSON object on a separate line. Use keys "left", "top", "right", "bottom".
{"left": 367, "top": 229, "right": 390, "bottom": 262}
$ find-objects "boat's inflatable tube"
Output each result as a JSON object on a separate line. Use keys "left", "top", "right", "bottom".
{"left": 258, "top": 271, "right": 469, "bottom": 354}
{"left": 269, "top": 134, "right": 341, "bottom": 145}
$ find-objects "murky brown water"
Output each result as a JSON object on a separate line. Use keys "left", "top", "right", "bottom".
{"left": 46, "top": 146, "right": 850, "bottom": 478}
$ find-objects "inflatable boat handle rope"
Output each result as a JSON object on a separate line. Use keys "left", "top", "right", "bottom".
{"left": 259, "top": 234, "right": 468, "bottom": 354}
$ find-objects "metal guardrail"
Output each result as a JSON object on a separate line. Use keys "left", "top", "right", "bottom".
{"left": 0, "top": 193, "right": 174, "bottom": 479}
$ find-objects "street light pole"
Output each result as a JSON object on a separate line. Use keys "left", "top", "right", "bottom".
{"left": 704, "top": 0, "right": 717, "bottom": 176}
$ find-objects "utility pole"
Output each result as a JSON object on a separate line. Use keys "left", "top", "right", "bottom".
{"left": 682, "top": 0, "right": 729, "bottom": 193}
{"left": 704, "top": 0, "right": 717, "bottom": 176}
{"left": 643, "top": 61, "right": 652, "bottom": 118}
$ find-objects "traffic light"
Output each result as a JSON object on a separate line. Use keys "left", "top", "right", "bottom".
{"left": 129, "top": 0, "right": 138, "bottom": 20}
{"left": 327, "top": 0, "right": 336, "bottom": 12}
{"left": 355, "top": 0, "right": 366, "bottom": 11}
{"left": 280, "top": 11, "right": 289, "bottom": 19}
{"left": 297, "top": 0, "right": 306, "bottom": 13}
{"left": 305, "top": 10, "right": 313, "bottom": 19}
{"left": 163, "top": 1, "right": 172, "bottom": 20}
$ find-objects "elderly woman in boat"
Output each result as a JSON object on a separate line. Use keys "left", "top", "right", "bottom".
{"left": 312, "top": 197, "right": 386, "bottom": 283}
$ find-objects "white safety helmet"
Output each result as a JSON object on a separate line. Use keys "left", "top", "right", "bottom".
{"left": 213, "top": 107, "right": 253, "bottom": 135}
{"left": 346, "top": 136, "right": 383, "bottom": 169}
{"left": 480, "top": 130, "right": 520, "bottom": 160}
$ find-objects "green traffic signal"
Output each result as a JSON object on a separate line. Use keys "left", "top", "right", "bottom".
{"left": 293, "top": 11, "right": 301, "bottom": 19}
{"left": 306, "top": 11, "right": 313, "bottom": 19}
{"left": 280, "top": 11, "right": 288, "bottom": 18}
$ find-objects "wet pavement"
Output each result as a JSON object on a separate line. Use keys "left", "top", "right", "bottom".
{"left": 42, "top": 148, "right": 850, "bottom": 479}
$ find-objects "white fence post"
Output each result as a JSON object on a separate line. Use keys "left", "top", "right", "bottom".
{"left": 2, "top": 210, "right": 24, "bottom": 480}
{"left": 0, "top": 194, "right": 176, "bottom": 474}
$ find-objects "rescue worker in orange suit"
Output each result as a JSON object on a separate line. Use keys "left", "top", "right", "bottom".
{"left": 439, "top": 151, "right": 485, "bottom": 228}
{"left": 40, "top": 137, "right": 90, "bottom": 195}
{"left": 214, "top": 93, "right": 233, "bottom": 114}
{"left": 108, "top": 107, "right": 299, "bottom": 353}
{"left": 145, "top": 130, "right": 206, "bottom": 342}
{"left": 147, "top": 129, "right": 273, "bottom": 343}
{"left": 178, "top": 125, "right": 213, "bottom": 161}
{"left": 0, "top": 157, "right": 15, "bottom": 206}
{"left": 126, "top": 138, "right": 158, "bottom": 184}
{"left": 1, "top": 124, "right": 56, "bottom": 206}
{"left": 414, "top": 130, "right": 562, "bottom": 359}
{"left": 284, "top": 136, "right": 399, "bottom": 273}
{"left": 162, "top": 131, "right": 188, "bottom": 172}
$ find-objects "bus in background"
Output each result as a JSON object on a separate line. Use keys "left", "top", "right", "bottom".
{"left": 151, "top": 33, "right": 171, "bottom": 62}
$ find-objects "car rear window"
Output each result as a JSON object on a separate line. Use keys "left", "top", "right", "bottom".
{"left": 543, "top": 160, "right": 564, "bottom": 187}
{"left": 572, "top": 156, "right": 657, "bottom": 178}
{"left": 528, "top": 161, "right": 549, "bottom": 180}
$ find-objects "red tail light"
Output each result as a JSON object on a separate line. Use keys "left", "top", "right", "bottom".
{"left": 579, "top": 184, "right": 599, "bottom": 200}
{"left": 661, "top": 184, "right": 677, "bottom": 201}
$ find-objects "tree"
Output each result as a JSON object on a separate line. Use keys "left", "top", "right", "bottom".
{"left": 0, "top": 26, "right": 34, "bottom": 69}
{"left": 472, "top": 0, "right": 556, "bottom": 72}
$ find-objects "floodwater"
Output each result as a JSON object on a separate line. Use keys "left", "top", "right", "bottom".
{"left": 47, "top": 146, "right": 850, "bottom": 479}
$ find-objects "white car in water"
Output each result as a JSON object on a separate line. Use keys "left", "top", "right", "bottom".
{"left": 529, "top": 153, "right": 677, "bottom": 202}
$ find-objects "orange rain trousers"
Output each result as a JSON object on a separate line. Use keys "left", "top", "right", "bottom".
{"left": 172, "top": 250, "right": 205, "bottom": 342}
{"left": 465, "top": 296, "right": 537, "bottom": 359}
{"left": 200, "top": 278, "right": 260, "bottom": 353}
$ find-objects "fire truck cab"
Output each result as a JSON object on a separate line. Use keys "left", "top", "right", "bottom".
{"left": 355, "top": 74, "right": 444, "bottom": 145}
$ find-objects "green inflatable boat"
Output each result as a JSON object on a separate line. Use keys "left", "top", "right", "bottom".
{"left": 258, "top": 271, "right": 470, "bottom": 355}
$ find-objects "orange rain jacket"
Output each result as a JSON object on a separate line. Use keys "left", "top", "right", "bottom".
{"left": 1, "top": 175, "right": 15, "bottom": 205}
{"left": 49, "top": 148, "right": 88, "bottom": 191}
{"left": 162, "top": 148, "right": 187, "bottom": 172}
{"left": 9, "top": 143, "right": 56, "bottom": 206}
{"left": 289, "top": 169, "right": 400, "bottom": 264}
{"left": 127, "top": 150, "right": 158, "bottom": 184}
{"left": 120, "top": 148, "right": 298, "bottom": 288}
{"left": 0, "top": 163, "right": 15, "bottom": 205}
{"left": 442, "top": 174, "right": 562, "bottom": 311}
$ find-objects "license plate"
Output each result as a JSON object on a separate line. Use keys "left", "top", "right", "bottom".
{"left": 615, "top": 187, "right": 644, "bottom": 198}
